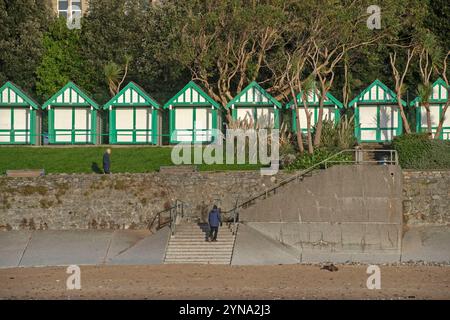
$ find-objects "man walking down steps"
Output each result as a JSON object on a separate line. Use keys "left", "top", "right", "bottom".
{"left": 207, "top": 205, "right": 222, "bottom": 242}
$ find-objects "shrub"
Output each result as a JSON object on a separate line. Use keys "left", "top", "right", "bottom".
{"left": 286, "top": 148, "right": 353, "bottom": 170}
{"left": 392, "top": 133, "right": 450, "bottom": 169}
{"left": 317, "top": 115, "right": 356, "bottom": 150}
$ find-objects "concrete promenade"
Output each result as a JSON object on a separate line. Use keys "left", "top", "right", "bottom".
{"left": 0, "top": 225, "right": 449, "bottom": 268}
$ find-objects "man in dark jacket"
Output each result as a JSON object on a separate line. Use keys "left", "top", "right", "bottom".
{"left": 103, "top": 148, "right": 112, "bottom": 174}
{"left": 207, "top": 205, "right": 222, "bottom": 242}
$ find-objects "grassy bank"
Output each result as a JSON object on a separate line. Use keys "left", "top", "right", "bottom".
{"left": 0, "top": 147, "right": 261, "bottom": 174}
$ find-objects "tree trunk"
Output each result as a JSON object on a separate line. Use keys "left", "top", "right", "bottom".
{"left": 424, "top": 103, "right": 432, "bottom": 136}
{"left": 397, "top": 100, "right": 411, "bottom": 134}
{"left": 434, "top": 99, "right": 449, "bottom": 139}
{"left": 313, "top": 90, "right": 327, "bottom": 147}
{"left": 306, "top": 113, "right": 314, "bottom": 154}
{"left": 302, "top": 102, "right": 314, "bottom": 154}
{"left": 313, "top": 106, "right": 323, "bottom": 147}
{"left": 295, "top": 108, "right": 305, "bottom": 154}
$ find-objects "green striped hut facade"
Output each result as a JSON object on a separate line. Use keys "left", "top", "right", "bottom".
{"left": 104, "top": 82, "right": 161, "bottom": 145}
{"left": 0, "top": 82, "right": 41, "bottom": 145}
{"left": 349, "top": 80, "right": 405, "bottom": 143}
{"left": 411, "top": 78, "right": 450, "bottom": 140}
{"left": 286, "top": 89, "right": 343, "bottom": 133}
{"left": 164, "top": 81, "right": 221, "bottom": 144}
{"left": 226, "top": 82, "right": 281, "bottom": 129}
{"left": 43, "top": 82, "right": 100, "bottom": 144}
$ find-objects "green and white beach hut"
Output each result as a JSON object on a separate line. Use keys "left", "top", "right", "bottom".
{"left": 226, "top": 81, "right": 281, "bottom": 129}
{"left": 164, "top": 81, "right": 221, "bottom": 144}
{"left": 104, "top": 82, "right": 161, "bottom": 145}
{"left": 43, "top": 82, "right": 100, "bottom": 144}
{"left": 349, "top": 80, "right": 405, "bottom": 143}
{"left": 411, "top": 78, "right": 449, "bottom": 140}
{"left": 286, "top": 89, "right": 343, "bottom": 133}
{"left": 0, "top": 82, "right": 41, "bottom": 145}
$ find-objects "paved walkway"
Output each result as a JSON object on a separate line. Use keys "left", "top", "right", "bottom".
{"left": 0, "top": 225, "right": 448, "bottom": 269}
{"left": 0, "top": 228, "right": 169, "bottom": 269}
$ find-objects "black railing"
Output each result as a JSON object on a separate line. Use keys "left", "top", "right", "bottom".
{"left": 148, "top": 199, "right": 186, "bottom": 236}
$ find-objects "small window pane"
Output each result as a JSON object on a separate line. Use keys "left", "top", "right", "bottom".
{"left": 58, "top": 0, "right": 69, "bottom": 10}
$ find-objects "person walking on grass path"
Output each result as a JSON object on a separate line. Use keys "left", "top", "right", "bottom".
{"left": 207, "top": 205, "right": 222, "bottom": 242}
{"left": 103, "top": 148, "right": 112, "bottom": 174}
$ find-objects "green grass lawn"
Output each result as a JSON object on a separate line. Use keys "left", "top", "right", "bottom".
{"left": 0, "top": 147, "right": 262, "bottom": 174}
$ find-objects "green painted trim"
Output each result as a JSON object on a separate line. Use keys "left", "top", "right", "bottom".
{"left": 109, "top": 106, "right": 158, "bottom": 145}
{"left": 290, "top": 106, "right": 339, "bottom": 133}
{"left": 48, "top": 107, "right": 97, "bottom": 144}
{"left": 30, "top": 109, "right": 36, "bottom": 145}
{"left": 231, "top": 106, "right": 280, "bottom": 129}
{"left": 42, "top": 82, "right": 99, "bottom": 109}
{"left": 349, "top": 79, "right": 407, "bottom": 107}
{"left": 354, "top": 104, "right": 403, "bottom": 142}
{"left": 286, "top": 90, "right": 343, "bottom": 109}
{"left": 226, "top": 81, "right": 282, "bottom": 109}
{"left": 11, "top": 106, "right": 15, "bottom": 143}
{"left": 163, "top": 81, "right": 220, "bottom": 109}
{"left": 103, "top": 82, "right": 160, "bottom": 110}
{"left": 410, "top": 78, "right": 449, "bottom": 106}
{"left": 169, "top": 107, "right": 218, "bottom": 144}
{"left": 152, "top": 109, "right": 158, "bottom": 145}
{"left": 416, "top": 103, "right": 450, "bottom": 140}
{"left": 0, "top": 106, "right": 35, "bottom": 144}
{"left": 0, "top": 82, "right": 39, "bottom": 109}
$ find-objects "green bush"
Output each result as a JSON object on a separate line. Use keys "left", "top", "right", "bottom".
{"left": 392, "top": 133, "right": 450, "bottom": 169}
{"left": 317, "top": 115, "right": 356, "bottom": 151}
{"left": 286, "top": 148, "right": 353, "bottom": 170}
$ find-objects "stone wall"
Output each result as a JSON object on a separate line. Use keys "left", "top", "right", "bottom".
{"left": 0, "top": 171, "right": 287, "bottom": 231}
{"left": 402, "top": 170, "right": 450, "bottom": 225}
{"left": 1, "top": 169, "right": 448, "bottom": 231}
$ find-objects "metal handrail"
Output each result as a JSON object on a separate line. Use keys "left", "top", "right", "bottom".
{"left": 230, "top": 197, "right": 239, "bottom": 235}
{"left": 222, "top": 148, "right": 398, "bottom": 215}
{"left": 148, "top": 199, "right": 186, "bottom": 235}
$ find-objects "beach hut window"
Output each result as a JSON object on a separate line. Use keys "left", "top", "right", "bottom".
{"left": 58, "top": 1, "right": 69, "bottom": 17}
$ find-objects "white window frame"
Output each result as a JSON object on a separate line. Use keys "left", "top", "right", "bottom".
{"left": 58, "top": 0, "right": 82, "bottom": 19}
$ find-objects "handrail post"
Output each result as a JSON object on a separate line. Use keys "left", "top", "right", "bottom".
{"left": 158, "top": 213, "right": 161, "bottom": 230}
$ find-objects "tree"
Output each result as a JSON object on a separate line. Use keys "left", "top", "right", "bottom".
{"left": 434, "top": 51, "right": 450, "bottom": 140}
{"left": 413, "top": 28, "right": 443, "bottom": 136}
{"left": 104, "top": 55, "right": 132, "bottom": 97}
{"left": 304, "top": 0, "right": 424, "bottom": 147}
{"left": 79, "top": 0, "right": 150, "bottom": 102}
{"left": 0, "top": 0, "right": 52, "bottom": 93}
{"left": 162, "top": 0, "right": 289, "bottom": 119}
{"left": 389, "top": 48, "right": 416, "bottom": 134}
{"left": 36, "top": 18, "right": 89, "bottom": 100}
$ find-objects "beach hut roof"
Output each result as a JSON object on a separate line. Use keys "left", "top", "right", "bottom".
{"left": 103, "top": 81, "right": 160, "bottom": 110}
{"left": 410, "top": 78, "right": 449, "bottom": 106}
{"left": 286, "top": 88, "right": 343, "bottom": 109}
{"left": 163, "top": 81, "right": 220, "bottom": 109}
{"left": 348, "top": 79, "right": 406, "bottom": 107}
{"left": 226, "top": 81, "right": 282, "bottom": 109}
{"left": 42, "top": 81, "right": 99, "bottom": 109}
{"left": 0, "top": 81, "right": 39, "bottom": 109}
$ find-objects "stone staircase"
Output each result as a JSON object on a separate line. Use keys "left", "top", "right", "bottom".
{"left": 359, "top": 143, "right": 393, "bottom": 163}
{"left": 164, "top": 223, "right": 237, "bottom": 264}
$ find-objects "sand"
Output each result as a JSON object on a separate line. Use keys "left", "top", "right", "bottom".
{"left": 0, "top": 264, "right": 449, "bottom": 300}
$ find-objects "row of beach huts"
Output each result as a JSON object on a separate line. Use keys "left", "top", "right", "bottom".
{"left": 0, "top": 79, "right": 449, "bottom": 146}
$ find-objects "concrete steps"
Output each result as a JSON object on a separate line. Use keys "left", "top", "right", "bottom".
{"left": 164, "top": 223, "right": 237, "bottom": 265}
